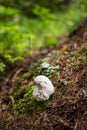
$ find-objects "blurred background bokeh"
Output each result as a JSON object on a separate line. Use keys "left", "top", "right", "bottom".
{"left": 0, "top": 0, "right": 87, "bottom": 73}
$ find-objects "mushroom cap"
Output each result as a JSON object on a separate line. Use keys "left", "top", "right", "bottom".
{"left": 33, "top": 75, "right": 52, "bottom": 86}
{"left": 33, "top": 75, "right": 54, "bottom": 101}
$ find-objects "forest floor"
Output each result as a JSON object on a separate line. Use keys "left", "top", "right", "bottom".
{"left": 0, "top": 21, "right": 87, "bottom": 130}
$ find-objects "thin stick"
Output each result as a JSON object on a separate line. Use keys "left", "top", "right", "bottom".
{"left": 29, "top": 36, "right": 31, "bottom": 57}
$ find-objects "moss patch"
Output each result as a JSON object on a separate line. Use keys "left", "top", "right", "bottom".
{"left": 11, "top": 83, "right": 50, "bottom": 116}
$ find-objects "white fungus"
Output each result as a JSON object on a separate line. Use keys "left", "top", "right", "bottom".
{"left": 33, "top": 75, "right": 54, "bottom": 101}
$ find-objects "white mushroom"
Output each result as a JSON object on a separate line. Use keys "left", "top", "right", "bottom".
{"left": 33, "top": 75, "right": 54, "bottom": 101}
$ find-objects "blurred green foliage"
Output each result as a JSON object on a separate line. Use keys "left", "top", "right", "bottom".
{"left": 0, "top": 0, "right": 87, "bottom": 73}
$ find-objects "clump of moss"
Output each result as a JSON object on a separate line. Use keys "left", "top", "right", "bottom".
{"left": 11, "top": 83, "right": 49, "bottom": 116}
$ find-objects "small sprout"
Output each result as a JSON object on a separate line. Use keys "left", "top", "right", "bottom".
{"left": 63, "top": 80, "right": 68, "bottom": 86}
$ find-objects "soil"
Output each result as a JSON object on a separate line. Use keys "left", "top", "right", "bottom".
{"left": 0, "top": 20, "right": 87, "bottom": 130}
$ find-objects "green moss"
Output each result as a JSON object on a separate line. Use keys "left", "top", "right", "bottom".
{"left": 12, "top": 84, "right": 49, "bottom": 116}
{"left": 22, "top": 72, "right": 31, "bottom": 79}
{"left": 74, "top": 45, "right": 87, "bottom": 62}
{"left": 78, "top": 56, "right": 87, "bottom": 63}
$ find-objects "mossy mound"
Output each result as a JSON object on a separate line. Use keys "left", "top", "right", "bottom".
{"left": 10, "top": 40, "right": 87, "bottom": 117}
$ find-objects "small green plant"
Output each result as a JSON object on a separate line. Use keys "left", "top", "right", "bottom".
{"left": 0, "top": 62, "right": 5, "bottom": 73}
{"left": 39, "top": 61, "right": 59, "bottom": 76}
